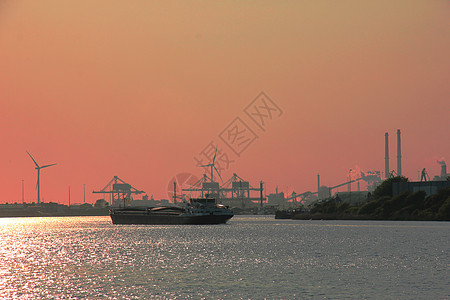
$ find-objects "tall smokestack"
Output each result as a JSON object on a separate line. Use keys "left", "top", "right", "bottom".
{"left": 385, "top": 132, "right": 389, "bottom": 178}
{"left": 397, "top": 129, "right": 402, "bottom": 176}
{"left": 317, "top": 174, "right": 320, "bottom": 198}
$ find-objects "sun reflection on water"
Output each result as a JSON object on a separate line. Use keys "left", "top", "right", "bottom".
{"left": 0, "top": 216, "right": 448, "bottom": 299}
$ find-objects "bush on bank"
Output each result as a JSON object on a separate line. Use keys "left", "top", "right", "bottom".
{"left": 302, "top": 176, "right": 450, "bottom": 221}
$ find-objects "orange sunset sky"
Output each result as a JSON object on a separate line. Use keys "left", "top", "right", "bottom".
{"left": 0, "top": 1, "right": 449, "bottom": 204}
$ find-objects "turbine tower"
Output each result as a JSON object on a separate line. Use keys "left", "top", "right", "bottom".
{"left": 200, "top": 146, "right": 222, "bottom": 182}
{"left": 27, "top": 151, "right": 57, "bottom": 204}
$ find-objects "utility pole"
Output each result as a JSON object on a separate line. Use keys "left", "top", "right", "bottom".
{"left": 385, "top": 132, "right": 389, "bottom": 179}
{"left": 397, "top": 129, "right": 402, "bottom": 176}
{"left": 22, "top": 179, "right": 24, "bottom": 205}
{"left": 349, "top": 169, "right": 352, "bottom": 202}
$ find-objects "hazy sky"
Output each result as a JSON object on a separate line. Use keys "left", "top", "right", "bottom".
{"left": 1, "top": 1, "right": 449, "bottom": 204}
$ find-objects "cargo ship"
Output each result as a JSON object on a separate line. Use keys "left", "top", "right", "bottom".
{"left": 110, "top": 198, "right": 234, "bottom": 225}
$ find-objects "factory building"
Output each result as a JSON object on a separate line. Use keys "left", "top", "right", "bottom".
{"left": 432, "top": 160, "right": 448, "bottom": 181}
{"left": 393, "top": 181, "right": 450, "bottom": 197}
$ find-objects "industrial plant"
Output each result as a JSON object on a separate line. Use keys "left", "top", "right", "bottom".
{"left": 0, "top": 129, "right": 448, "bottom": 217}
{"left": 84, "top": 129, "right": 448, "bottom": 214}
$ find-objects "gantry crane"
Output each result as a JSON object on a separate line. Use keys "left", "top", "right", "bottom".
{"left": 93, "top": 176, "right": 145, "bottom": 207}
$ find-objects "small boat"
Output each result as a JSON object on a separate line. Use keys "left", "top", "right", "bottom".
{"left": 110, "top": 198, "right": 234, "bottom": 225}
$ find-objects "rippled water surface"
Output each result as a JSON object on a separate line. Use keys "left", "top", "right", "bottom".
{"left": 0, "top": 216, "right": 448, "bottom": 299}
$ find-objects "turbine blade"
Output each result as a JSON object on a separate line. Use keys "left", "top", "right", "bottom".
{"left": 41, "top": 163, "right": 57, "bottom": 169}
{"left": 26, "top": 151, "right": 39, "bottom": 168}
{"left": 213, "top": 165, "right": 223, "bottom": 182}
{"left": 212, "top": 146, "right": 218, "bottom": 164}
{"left": 200, "top": 164, "right": 212, "bottom": 168}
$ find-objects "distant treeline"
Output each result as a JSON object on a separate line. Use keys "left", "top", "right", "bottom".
{"left": 293, "top": 177, "right": 450, "bottom": 221}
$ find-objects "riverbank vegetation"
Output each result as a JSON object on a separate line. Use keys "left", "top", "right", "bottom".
{"left": 292, "top": 177, "right": 450, "bottom": 221}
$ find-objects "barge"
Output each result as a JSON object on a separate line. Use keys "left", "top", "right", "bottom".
{"left": 110, "top": 198, "right": 233, "bottom": 225}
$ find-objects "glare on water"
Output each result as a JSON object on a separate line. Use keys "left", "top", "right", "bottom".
{"left": 0, "top": 216, "right": 449, "bottom": 299}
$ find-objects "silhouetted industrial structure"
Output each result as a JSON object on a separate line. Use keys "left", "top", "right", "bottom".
{"left": 181, "top": 173, "right": 265, "bottom": 209}
{"left": 26, "top": 151, "right": 57, "bottom": 204}
{"left": 93, "top": 176, "right": 145, "bottom": 207}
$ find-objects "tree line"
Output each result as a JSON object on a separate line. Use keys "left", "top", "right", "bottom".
{"left": 297, "top": 176, "right": 450, "bottom": 221}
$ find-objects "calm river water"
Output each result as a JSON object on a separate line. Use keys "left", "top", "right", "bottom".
{"left": 0, "top": 215, "right": 448, "bottom": 299}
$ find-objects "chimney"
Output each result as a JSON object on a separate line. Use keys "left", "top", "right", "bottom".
{"left": 385, "top": 132, "right": 389, "bottom": 178}
{"left": 317, "top": 173, "right": 320, "bottom": 198}
{"left": 397, "top": 129, "right": 402, "bottom": 176}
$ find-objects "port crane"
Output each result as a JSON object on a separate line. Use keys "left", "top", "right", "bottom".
{"left": 182, "top": 173, "right": 265, "bottom": 209}
{"left": 93, "top": 176, "right": 145, "bottom": 207}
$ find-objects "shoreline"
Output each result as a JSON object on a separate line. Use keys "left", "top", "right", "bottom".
{"left": 289, "top": 213, "right": 449, "bottom": 222}
{"left": 0, "top": 209, "right": 109, "bottom": 218}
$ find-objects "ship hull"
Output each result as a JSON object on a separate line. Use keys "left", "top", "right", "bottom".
{"left": 110, "top": 212, "right": 233, "bottom": 225}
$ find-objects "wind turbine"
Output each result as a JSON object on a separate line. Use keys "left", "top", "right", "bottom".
{"left": 200, "top": 146, "right": 222, "bottom": 182}
{"left": 27, "top": 151, "right": 57, "bottom": 204}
